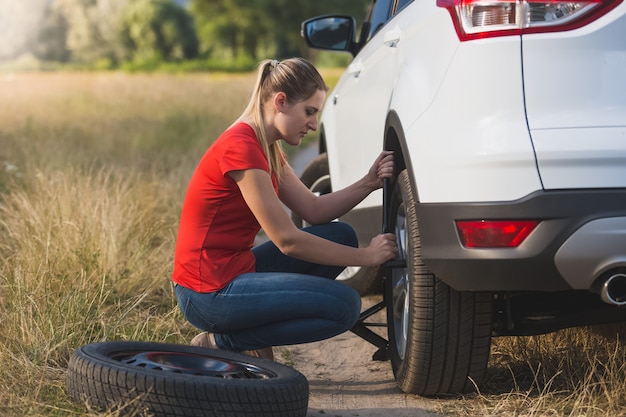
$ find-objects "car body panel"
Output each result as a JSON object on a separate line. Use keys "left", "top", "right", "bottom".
{"left": 325, "top": 26, "right": 397, "bottom": 208}
{"left": 555, "top": 217, "right": 626, "bottom": 289}
{"left": 523, "top": 2, "right": 626, "bottom": 189}
{"left": 402, "top": 38, "right": 542, "bottom": 203}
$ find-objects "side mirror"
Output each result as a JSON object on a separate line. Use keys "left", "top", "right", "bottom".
{"left": 301, "top": 15, "right": 357, "bottom": 55}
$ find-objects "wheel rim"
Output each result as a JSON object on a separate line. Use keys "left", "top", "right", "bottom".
{"left": 337, "top": 266, "right": 362, "bottom": 281}
{"left": 306, "top": 174, "right": 362, "bottom": 282}
{"left": 392, "top": 201, "right": 409, "bottom": 360}
{"left": 114, "top": 350, "right": 277, "bottom": 379}
{"left": 309, "top": 174, "right": 331, "bottom": 197}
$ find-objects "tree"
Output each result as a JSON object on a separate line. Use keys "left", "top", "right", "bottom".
{"left": 189, "top": 0, "right": 370, "bottom": 61}
{"left": 40, "top": 0, "right": 197, "bottom": 65}
{"left": 121, "top": 0, "right": 199, "bottom": 63}
{"left": 53, "top": 0, "right": 131, "bottom": 64}
{"left": 32, "top": 5, "right": 71, "bottom": 62}
{"left": 3, "top": 0, "right": 371, "bottom": 67}
{"left": 190, "top": 0, "right": 270, "bottom": 60}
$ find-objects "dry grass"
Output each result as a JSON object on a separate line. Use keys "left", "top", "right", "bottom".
{"left": 0, "top": 71, "right": 254, "bottom": 416}
{"left": 438, "top": 327, "right": 626, "bottom": 416}
{"left": 0, "top": 72, "right": 253, "bottom": 176}
{"left": 1, "top": 71, "right": 625, "bottom": 416}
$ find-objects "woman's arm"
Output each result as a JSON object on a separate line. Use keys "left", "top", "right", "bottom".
{"left": 280, "top": 151, "right": 394, "bottom": 225}
{"left": 229, "top": 168, "right": 396, "bottom": 267}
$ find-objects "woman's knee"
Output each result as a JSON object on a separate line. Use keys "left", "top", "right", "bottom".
{"left": 308, "top": 221, "right": 357, "bottom": 248}
{"left": 335, "top": 286, "right": 362, "bottom": 330}
{"left": 333, "top": 221, "right": 358, "bottom": 248}
{"left": 306, "top": 223, "right": 358, "bottom": 280}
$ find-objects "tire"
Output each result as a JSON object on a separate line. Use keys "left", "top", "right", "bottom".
{"left": 385, "top": 170, "right": 493, "bottom": 395}
{"left": 292, "top": 152, "right": 381, "bottom": 296}
{"left": 66, "top": 341, "right": 309, "bottom": 417}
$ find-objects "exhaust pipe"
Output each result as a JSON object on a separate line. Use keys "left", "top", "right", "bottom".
{"left": 600, "top": 273, "right": 626, "bottom": 306}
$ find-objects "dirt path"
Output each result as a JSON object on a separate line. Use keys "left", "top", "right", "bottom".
{"left": 274, "top": 296, "right": 444, "bottom": 417}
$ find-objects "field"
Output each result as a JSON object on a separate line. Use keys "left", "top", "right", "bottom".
{"left": 1, "top": 71, "right": 625, "bottom": 416}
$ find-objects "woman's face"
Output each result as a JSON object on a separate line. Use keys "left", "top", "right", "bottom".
{"left": 274, "top": 89, "right": 326, "bottom": 146}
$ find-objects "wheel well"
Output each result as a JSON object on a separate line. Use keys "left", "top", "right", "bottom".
{"left": 384, "top": 126, "right": 406, "bottom": 175}
{"left": 318, "top": 126, "right": 327, "bottom": 155}
{"left": 384, "top": 111, "right": 411, "bottom": 191}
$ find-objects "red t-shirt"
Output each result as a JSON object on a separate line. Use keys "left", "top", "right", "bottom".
{"left": 173, "top": 122, "right": 279, "bottom": 292}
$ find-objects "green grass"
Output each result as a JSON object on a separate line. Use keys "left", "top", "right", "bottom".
{"left": 1, "top": 70, "right": 625, "bottom": 416}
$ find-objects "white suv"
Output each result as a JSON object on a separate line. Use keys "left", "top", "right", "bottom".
{"left": 301, "top": 0, "right": 626, "bottom": 396}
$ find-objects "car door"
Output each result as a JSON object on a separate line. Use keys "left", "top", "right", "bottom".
{"left": 326, "top": 0, "right": 400, "bottom": 207}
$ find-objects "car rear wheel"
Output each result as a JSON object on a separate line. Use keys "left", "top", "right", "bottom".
{"left": 293, "top": 152, "right": 381, "bottom": 295}
{"left": 385, "top": 169, "right": 493, "bottom": 395}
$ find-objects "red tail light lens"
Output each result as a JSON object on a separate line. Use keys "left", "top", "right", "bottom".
{"left": 456, "top": 220, "right": 539, "bottom": 248}
{"left": 437, "top": 0, "right": 623, "bottom": 40}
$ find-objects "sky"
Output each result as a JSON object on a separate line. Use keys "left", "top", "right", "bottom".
{"left": 0, "top": 0, "right": 48, "bottom": 60}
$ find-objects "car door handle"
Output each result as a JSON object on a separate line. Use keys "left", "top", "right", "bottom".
{"left": 383, "top": 29, "right": 401, "bottom": 48}
{"left": 347, "top": 62, "right": 363, "bottom": 78}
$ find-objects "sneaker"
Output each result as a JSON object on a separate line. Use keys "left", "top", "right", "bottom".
{"left": 191, "top": 331, "right": 274, "bottom": 361}
{"left": 190, "top": 332, "right": 218, "bottom": 349}
{"left": 242, "top": 347, "right": 274, "bottom": 361}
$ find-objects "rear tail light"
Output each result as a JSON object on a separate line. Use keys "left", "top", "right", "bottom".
{"left": 456, "top": 220, "right": 539, "bottom": 248}
{"left": 437, "top": 0, "right": 623, "bottom": 40}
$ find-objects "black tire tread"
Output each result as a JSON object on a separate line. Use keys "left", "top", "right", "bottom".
{"left": 66, "top": 341, "right": 309, "bottom": 417}
{"left": 388, "top": 170, "right": 492, "bottom": 396}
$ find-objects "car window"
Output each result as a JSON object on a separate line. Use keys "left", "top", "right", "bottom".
{"left": 394, "top": 0, "right": 413, "bottom": 14}
{"left": 367, "top": 0, "right": 394, "bottom": 41}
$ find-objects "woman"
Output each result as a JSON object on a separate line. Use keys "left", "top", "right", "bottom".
{"left": 173, "top": 58, "right": 396, "bottom": 360}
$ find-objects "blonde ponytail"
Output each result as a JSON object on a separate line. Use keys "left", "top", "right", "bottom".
{"left": 236, "top": 58, "right": 327, "bottom": 182}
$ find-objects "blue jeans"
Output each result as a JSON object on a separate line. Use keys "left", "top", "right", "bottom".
{"left": 175, "top": 222, "right": 362, "bottom": 352}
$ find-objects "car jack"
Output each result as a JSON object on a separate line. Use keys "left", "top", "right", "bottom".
{"left": 349, "top": 259, "right": 406, "bottom": 361}
{"left": 350, "top": 297, "right": 389, "bottom": 361}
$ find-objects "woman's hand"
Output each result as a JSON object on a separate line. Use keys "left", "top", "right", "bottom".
{"left": 366, "top": 151, "right": 395, "bottom": 191}
{"left": 363, "top": 233, "right": 398, "bottom": 266}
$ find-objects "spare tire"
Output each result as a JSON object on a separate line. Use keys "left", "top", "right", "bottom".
{"left": 66, "top": 341, "right": 309, "bottom": 417}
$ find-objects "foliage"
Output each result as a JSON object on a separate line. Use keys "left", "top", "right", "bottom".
{"left": 190, "top": 0, "right": 271, "bottom": 60}
{"left": 120, "top": 55, "right": 258, "bottom": 73}
{"left": 190, "top": 0, "right": 370, "bottom": 61}
{"left": 31, "top": 3, "right": 71, "bottom": 62}
{"left": 1, "top": 0, "right": 370, "bottom": 70}
{"left": 121, "top": 0, "right": 199, "bottom": 64}
{"left": 52, "top": 0, "right": 131, "bottom": 65}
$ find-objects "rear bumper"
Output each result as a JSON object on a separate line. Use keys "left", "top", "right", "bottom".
{"left": 417, "top": 189, "right": 626, "bottom": 292}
